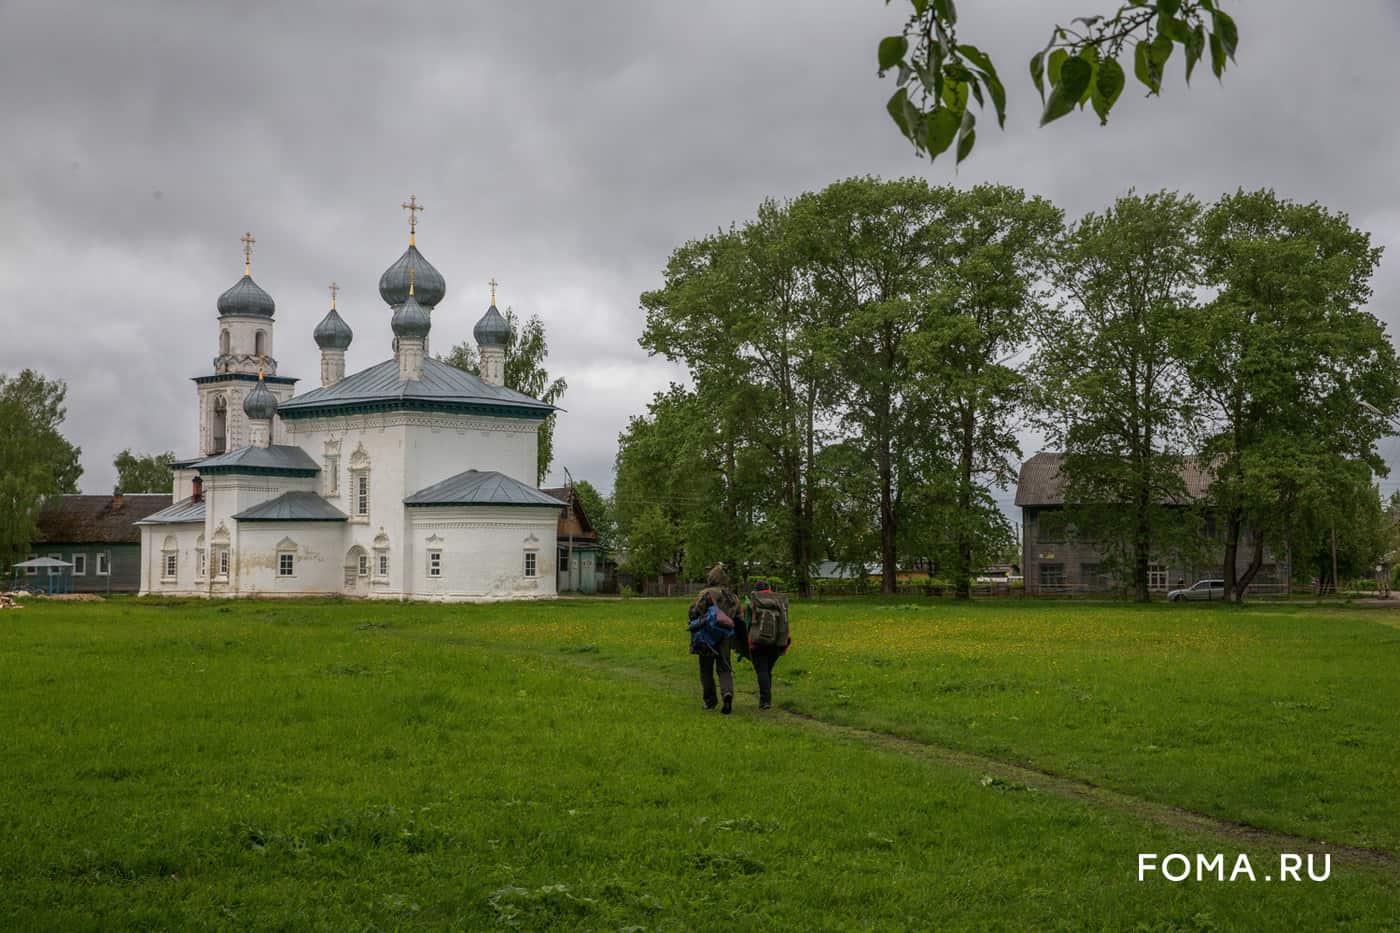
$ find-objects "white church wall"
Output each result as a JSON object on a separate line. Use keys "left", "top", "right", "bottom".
{"left": 402, "top": 416, "right": 539, "bottom": 490}
{"left": 233, "top": 524, "right": 346, "bottom": 595}
{"left": 403, "top": 505, "right": 559, "bottom": 601}
{"left": 138, "top": 523, "right": 205, "bottom": 596}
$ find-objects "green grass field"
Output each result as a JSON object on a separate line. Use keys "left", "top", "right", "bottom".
{"left": 1, "top": 597, "right": 1397, "bottom": 930}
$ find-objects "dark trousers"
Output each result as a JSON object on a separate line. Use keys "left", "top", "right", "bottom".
{"left": 750, "top": 644, "right": 783, "bottom": 705}
{"left": 699, "top": 639, "right": 733, "bottom": 706}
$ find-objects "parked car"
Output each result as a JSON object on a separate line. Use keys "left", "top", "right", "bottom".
{"left": 1168, "top": 579, "right": 1225, "bottom": 602}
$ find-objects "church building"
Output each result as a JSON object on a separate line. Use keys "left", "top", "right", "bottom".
{"left": 136, "top": 200, "right": 564, "bottom": 600}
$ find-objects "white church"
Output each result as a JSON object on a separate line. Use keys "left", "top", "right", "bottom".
{"left": 137, "top": 202, "right": 565, "bottom": 600}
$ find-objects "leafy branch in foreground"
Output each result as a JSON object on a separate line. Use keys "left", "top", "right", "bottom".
{"left": 878, "top": 0, "right": 1238, "bottom": 164}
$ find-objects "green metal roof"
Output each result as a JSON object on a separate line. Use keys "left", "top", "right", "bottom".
{"left": 277, "top": 357, "right": 555, "bottom": 420}
{"left": 405, "top": 470, "right": 566, "bottom": 509}
{"left": 233, "top": 491, "right": 348, "bottom": 522}
{"left": 193, "top": 445, "right": 319, "bottom": 476}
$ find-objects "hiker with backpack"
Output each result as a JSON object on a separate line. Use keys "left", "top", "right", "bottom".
{"left": 688, "top": 564, "right": 742, "bottom": 715}
{"left": 744, "top": 580, "right": 791, "bottom": 710}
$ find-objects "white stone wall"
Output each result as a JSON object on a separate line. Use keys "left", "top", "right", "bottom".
{"left": 404, "top": 505, "right": 558, "bottom": 601}
{"left": 233, "top": 524, "right": 346, "bottom": 596}
{"left": 216, "top": 315, "right": 277, "bottom": 372}
{"left": 196, "top": 381, "right": 295, "bottom": 455}
{"left": 138, "top": 523, "right": 206, "bottom": 596}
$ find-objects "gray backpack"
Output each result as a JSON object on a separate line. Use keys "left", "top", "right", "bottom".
{"left": 748, "top": 591, "right": 789, "bottom": 647}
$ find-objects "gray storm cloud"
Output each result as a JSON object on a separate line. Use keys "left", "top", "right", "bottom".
{"left": 2, "top": 0, "right": 1398, "bottom": 506}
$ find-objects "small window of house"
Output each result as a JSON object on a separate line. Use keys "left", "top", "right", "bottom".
{"left": 163, "top": 552, "right": 178, "bottom": 581}
{"left": 96, "top": 552, "right": 110, "bottom": 576}
{"left": 217, "top": 548, "right": 230, "bottom": 578}
{"left": 1148, "top": 564, "right": 1168, "bottom": 591}
{"left": 1038, "top": 563, "right": 1065, "bottom": 588}
{"left": 376, "top": 551, "right": 389, "bottom": 577}
{"left": 71, "top": 553, "right": 86, "bottom": 576}
{"left": 278, "top": 552, "right": 295, "bottom": 577}
{"left": 354, "top": 472, "right": 370, "bottom": 517}
{"left": 358, "top": 554, "right": 369, "bottom": 577}
{"left": 428, "top": 550, "right": 442, "bottom": 578}
{"left": 48, "top": 553, "right": 62, "bottom": 576}
{"left": 558, "top": 549, "right": 569, "bottom": 573}
{"left": 523, "top": 550, "right": 537, "bottom": 578}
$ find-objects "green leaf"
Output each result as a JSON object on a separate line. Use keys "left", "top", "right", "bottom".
{"left": 886, "top": 87, "right": 912, "bottom": 139}
{"left": 1161, "top": 16, "right": 1191, "bottom": 43}
{"left": 925, "top": 107, "right": 960, "bottom": 158}
{"left": 878, "top": 35, "right": 908, "bottom": 72}
{"left": 932, "top": 0, "right": 956, "bottom": 25}
{"left": 979, "top": 67, "right": 1007, "bottom": 128}
{"left": 1157, "top": 0, "right": 1181, "bottom": 18}
{"left": 1134, "top": 40, "right": 1160, "bottom": 93}
{"left": 1150, "top": 31, "right": 1174, "bottom": 69}
{"left": 1213, "top": 9, "right": 1239, "bottom": 59}
{"left": 1184, "top": 23, "right": 1205, "bottom": 83}
{"left": 1029, "top": 50, "right": 1047, "bottom": 103}
{"left": 1076, "top": 47, "right": 1098, "bottom": 107}
{"left": 1091, "top": 57, "right": 1125, "bottom": 124}
{"left": 957, "top": 43, "right": 997, "bottom": 77}
{"left": 1048, "top": 48, "right": 1068, "bottom": 86}
{"left": 1209, "top": 30, "right": 1227, "bottom": 79}
{"left": 1041, "top": 56, "right": 1092, "bottom": 125}
{"left": 955, "top": 107, "right": 976, "bottom": 164}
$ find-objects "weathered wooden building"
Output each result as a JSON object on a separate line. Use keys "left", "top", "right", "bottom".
{"left": 1015, "top": 452, "right": 1290, "bottom": 595}
{"left": 31, "top": 493, "right": 173, "bottom": 593}
{"left": 542, "top": 486, "right": 605, "bottom": 594}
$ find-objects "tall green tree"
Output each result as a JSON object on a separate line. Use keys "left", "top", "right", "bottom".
{"left": 113, "top": 449, "right": 175, "bottom": 494}
{"left": 1032, "top": 191, "right": 1202, "bottom": 602}
{"left": 641, "top": 199, "right": 834, "bottom": 594}
{"left": 0, "top": 370, "right": 82, "bottom": 568}
{"left": 440, "top": 309, "right": 567, "bottom": 484}
{"left": 1182, "top": 189, "right": 1400, "bottom": 600}
{"left": 909, "top": 184, "right": 1062, "bottom": 597}
{"left": 807, "top": 177, "right": 953, "bottom": 594}
{"left": 877, "top": 1, "right": 1238, "bottom": 164}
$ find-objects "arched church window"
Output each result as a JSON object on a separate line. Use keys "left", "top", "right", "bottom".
{"left": 349, "top": 444, "right": 371, "bottom": 521}
{"left": 255, "top": 330, "right": 267, "bottom": 358}
{"left": 220, "top": 329, "right": 230, "bottom": 356}
{"left": 373, "top": 531, "right": 390, "bottom": 579}
{"left": 161, "top": 535, "right": 179, "bottom": 582}
{"left": 212, "top": 395, "right": 227, "bottom": 454}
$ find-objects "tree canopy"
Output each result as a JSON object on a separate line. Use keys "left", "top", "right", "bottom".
{"left": 0, "top": 370, "right": 82, "bottom": 568}
{"left": 114, "top": 449, "right": 175, "bottom": 494}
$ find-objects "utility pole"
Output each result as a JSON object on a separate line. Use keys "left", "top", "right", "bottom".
{"left": 563, "top": 466, "right": 576, "bottom": 594}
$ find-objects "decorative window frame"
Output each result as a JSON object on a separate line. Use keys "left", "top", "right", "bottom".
{"left": 358, "top": 553, "right": 370, "bottom": 577}
{"left": 349, "top": 443, "right": 371, "bottom": 524}
{"left": 276, "top": 536, "right": 298, "bottom": 579}
{"left": 95, "top": 552, "right": 111, "bottom": 576}
{"left": 523, "top": 549, "right": 538, "bottom": 579}
{"left": 71, "top": 553, "right": 87, "bottom": 576}
{"left": 160, "top": 537, "right": 178, "bottom": 583}
{"left": 372, "top": 529, "right": 391, "bottom": 583}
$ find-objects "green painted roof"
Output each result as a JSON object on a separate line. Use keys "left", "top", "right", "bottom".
{"left": 233, "top": 491, "right": 348, "bottom": 522}
{"left": 278, "top": 357, "right": 555, "bottom": 420}
{"left": 405, "top": 470, "right": 566, "bottom": 509}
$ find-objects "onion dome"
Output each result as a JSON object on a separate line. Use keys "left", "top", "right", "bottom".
{"left": 378, "top": 245, "right": 445, "bottom": 308}
{"left": 314, "top": 307, "right": 353, "bottom": 350}
{"left": 217, "top": 274, "right": 275, "bottom": 318}
{"left": 474, "top": 303, "right": 509, "bottom": 347}
{"left": 243, "top": 376, "right": 278, "bottom": 421}
{"left": 391, "top": 291, "right": 431, "bottom": 339}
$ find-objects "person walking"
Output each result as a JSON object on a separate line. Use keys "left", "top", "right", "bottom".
{"left": 744, "top": 580, "right": 790, "bottom": 710}
{"left": 688, "top": 564, "right": 741, "bottom": 714}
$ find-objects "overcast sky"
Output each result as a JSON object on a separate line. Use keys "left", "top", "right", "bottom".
{"left": 3, "top": 0, "right": 1400, "bottom": 512}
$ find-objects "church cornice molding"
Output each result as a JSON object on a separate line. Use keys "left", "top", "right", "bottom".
{"left": 286, "top": 411, "right": 538, "bottom": 434}
{"left": 278, "top": 398, "right": 546, "bottom": 423}
{"left": 195, "top": 372, "right": 299, "bottom": 386}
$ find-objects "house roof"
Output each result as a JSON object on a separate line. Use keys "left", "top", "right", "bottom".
{"left": 134, "top": 496, "right": 208, "bottom": 526}
{"left": 13, "top": 556, "right": 74, "bottom": 568}
{"left": 277, "top": 357, "right": 555, "bottom": 420}
{"left": 34, "top": 494, "right": 174, "bottom": 544}
{"left": 233, "top": 491, "right": 349, "bottom": 522}
{"left": 405, "top": 470, "right": 567, "bottom": 509}
{"left": 541, "top": 485, "right": 598, "bottom": 541}
{"left": 192, "top": 444, "right": 319, "bottom": 476}
{"left": 1014, "top": 452, "right": 1215, "bottom": 508}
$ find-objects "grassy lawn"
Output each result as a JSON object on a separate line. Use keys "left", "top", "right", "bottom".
{"left": 1, "top": 597, "right": 1397, "bottom": 930}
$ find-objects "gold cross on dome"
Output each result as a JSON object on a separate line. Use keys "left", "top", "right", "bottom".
{"left": 257, "top": 353, "right": 266, "bottom": 379}
{"left": 401, "top": 195, "right": 424, "bottom": 243}
{"left": 241, "top": 232, "right": 255, "bottom": 273}
{"left": 328, "top": 282, "right": 339, "bottom": 308}
{"left": 489, "top": 277, "right": 498, "bottom": 306}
